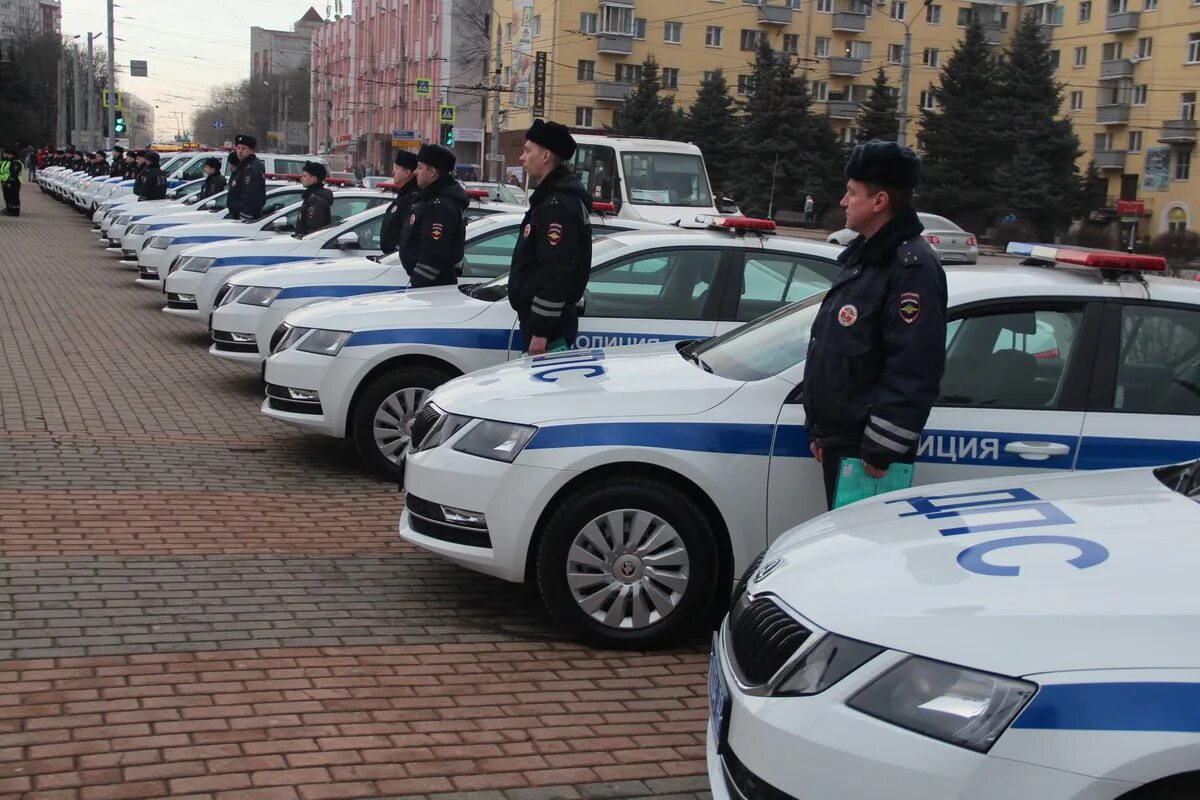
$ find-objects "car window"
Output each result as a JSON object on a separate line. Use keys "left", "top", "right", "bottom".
{"left": 347, "top": 215, "right": 384, "bottom": 250}
{"left": 587, "top": 248, "right": 723, "bottom": 320}
{"left": 940, "top": 306, "right": 1084, "bottom": 409}
{"left": 462, "top": 227, "right": 519, "bottom": 279}
{"left": 275, "top": 159, "right": 307, "bottom": 175}
{"left": 920, "top": 214, "right": 960, "bottom": 231}
{"left": 261, "top": 192, "right": 302, "bottom": 215}
{"left": 736, "top": 253, "right": 839, "bottom": 322}
{"left": 330, "top": 197, "right": 378, "bottom": 225}
{"left": 179, "top": 160, "right": 208, "bottom": 180}
{"left": 693, "top": 294, "right": 824, "bottom": 381}
{"left": 1112, "top": 305, "right": 1200, "bottom": 415}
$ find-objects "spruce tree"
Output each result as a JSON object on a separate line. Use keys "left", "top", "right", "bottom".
{"left": 856, "top": 68, "right": 900, "bottom": 143}
{"left": 613, "top": 55, "right": 677, "bottom": 138}
{"left": 992, "top": 13, "right": 1083, "bottom": 239}
{"left": 917, "top": 20, "right": 1002, "bottom": 231}
{"left": 684, "top": 70, "right": 738, "bottom": 195}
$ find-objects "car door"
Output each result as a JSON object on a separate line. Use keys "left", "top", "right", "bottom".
{"left": 914, "top": 299, "right": 1100, "bottom": 486}
{"left": 718, "top": 248, "right": 842, "bottom": 332}
{"left": 1076, "top": 301, "right": 1200, "bottom": 470}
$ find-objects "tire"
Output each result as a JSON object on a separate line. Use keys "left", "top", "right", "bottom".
{"left": 352, "top": 364, "right": 455, "bottom": 481}
{"left": 536, "top": 475, "right": 720, "bottom": 649}
{"left": 1118, "top": 775, "right": 1200, "bottom": 800}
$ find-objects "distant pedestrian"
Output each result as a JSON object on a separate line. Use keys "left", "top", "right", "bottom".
{"left": 198, "top": 157, "right": 226, "bottom": 200}
{"left": 398, "top": 143, "right": 468, "bottom": 288}
{"left": 1, "top": 145, "right": 23, "bottom": 216}
{"left": 379, "top": 150, "right": 420, "bottom": 256}
{"left": 226, "top": 134, "right": 266, "bottom": 220}
{"left": 804, "top": 194, "right": 816, "bottom": 228}
{"left": 293, "top": 161, "right": 334, "bottom": 237}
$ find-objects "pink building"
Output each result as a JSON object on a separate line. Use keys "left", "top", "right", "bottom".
{"left": 310, "top": 0, "right": 486, "bottom": 174}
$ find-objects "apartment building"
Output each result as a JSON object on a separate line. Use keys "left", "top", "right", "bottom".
{"left": 0, "top": 0, "right": 60, "bottom": 40}
{"left": 489, "top": 0, "right": 1196, "bottom": 233}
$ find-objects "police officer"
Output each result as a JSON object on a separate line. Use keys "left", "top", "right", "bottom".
{"left": 198, "top": 157, "right": 226, "bottom": 200}
{"left": 378, "top": 150, "right": 420, "bottom": 256}
{"left": 123, "top": 149, "right": 139, "bottom": 180}
{"left": 89, "top": 151, "right": 108, "bottom": 177}
{"left": 293, "top": 161, "right": 334, "bottom": 237}
{"left": 803, "top": 140, "right": 947, "bottom": 510}
{"left": 398, "top": 143, "right": 468, "bottom": 288}
{"left": 109, "top": 146, "right": 126, "bottom": 178}
{"left": 226, "top": 134, "right": 266, "bottom": 220}
{"left": 136, "top": 151, "right": 167, "bottom": 200}
{"left": 507, "top": 119, "right": 592, "bottom": 356}
{"left": 1, "top": 144, "right": 23, "bottom": 216}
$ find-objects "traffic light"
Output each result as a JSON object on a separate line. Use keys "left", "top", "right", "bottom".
{"left": 440, "top": 124, "right": 455, "bottom": 147}
{"left": 113, "top": 112, "right": 126, "bottom": 135}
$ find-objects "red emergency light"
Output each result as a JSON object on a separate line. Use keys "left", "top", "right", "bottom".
{"left": 707, "top": 216, "right": 777, "bottom": 232}
{"left": 264, "top": 173, "right": 303, "bottom": 182}
{"left": 592, "top": 201, "right": 616, "bottom": 213}
{"left": 465, "top": 188, "right": 490, "bottom": 199}
{"left": 377, "top": 181, "right": 399, "bottom": 191}
{"left": 325, "top": 177, "right": 356, "bottom": 187}
{"left": 1006, "top": 242, "right": 1167, "bottom": 272}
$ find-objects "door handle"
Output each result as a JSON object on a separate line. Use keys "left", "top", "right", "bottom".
{"left": 1004, "top": 441, "right": 1071, "bottom": 461}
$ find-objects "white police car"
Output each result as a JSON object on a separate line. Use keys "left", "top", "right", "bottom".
{"left": 397, "top": 245, "right": 1200, "bottom": 647}
{"left": 161, "top": 196, "right": 393, "bottom": 320}
{"left": 208, "top": 212, "right": 671, "bottom": 365}
{"left": 262, "top": 219, "right": 841, "bottom": 479}
{"left": 709, "top": 458, "right": 1200, "bottom": 800}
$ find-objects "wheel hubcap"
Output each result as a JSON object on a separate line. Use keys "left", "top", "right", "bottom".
{"left": 566, "top": 509, "right": 690, "bottom": 630}
{"left": 372, "top": 387, "right": 431, "bottom": 464}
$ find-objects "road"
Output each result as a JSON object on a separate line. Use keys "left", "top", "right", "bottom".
{"left": 0, "top": 189, "right": 711, "bottom": 800}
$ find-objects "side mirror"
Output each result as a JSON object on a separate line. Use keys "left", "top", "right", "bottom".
{"left": 337, "top": 231, "right": 360, "bottom": 249}
{"left": 576, "top": 289, "right": 590, "bottom": 317}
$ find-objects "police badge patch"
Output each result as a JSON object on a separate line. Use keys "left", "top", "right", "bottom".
{"left": 899, "top": 291, "right": 920, "bottom": 324}
{"left": 547, "top": 223, "right": 563, "bottom": 246}
{"left": 431, "top": 222, "right": 444, "bottom": 241}
{"left": 837, "top": 304, "right": 858, "bottom": 327}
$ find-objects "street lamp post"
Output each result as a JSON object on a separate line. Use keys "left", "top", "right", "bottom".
{"left": 896, "top": 0, "right": 934, "bottom": 148}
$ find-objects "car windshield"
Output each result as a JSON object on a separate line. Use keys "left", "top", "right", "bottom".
{"left": 466, "top": 236, "right": 633, "bottom": 302}
{"left": 160, "top": 156, "right": 186, "bottom": 173}
{"left": 919, "top": 214, "right": 962, "bottom": 232}
{"left": 621, "top": 152, "right": 713, "bottom": 208}
{"left": 689, "top": 293, "right": 826, "bottom": 381}
{"left": 1155, "top": 460, "right": 1200, "bottom": 502}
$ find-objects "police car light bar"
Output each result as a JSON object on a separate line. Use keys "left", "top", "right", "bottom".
{"left": 325, "top": 177, "right": 355, "bottom": 187}
{"left": 377, "top": 181, "right": 399, "bottom": 191}
{"left": 592, "top": 201, "right": 616, "bottom": 213}
{"left": 1006, "top": 242, "right": 1167, "bottom": 272}
{"left": 707, "top": 216, "right": 777, "bottom": 232}
{"left": 465, "top": 189, "right": 490, "bottom": 199}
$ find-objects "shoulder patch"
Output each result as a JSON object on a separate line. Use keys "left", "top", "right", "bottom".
{"left": 547, "top": 222, "right": 563, "bottom": 246}
{"left": 898, "top": 291, "right": 920, "bottom": 324}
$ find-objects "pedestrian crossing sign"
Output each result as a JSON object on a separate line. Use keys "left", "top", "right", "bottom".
{"left": 102, "top": 90, "right": 123, "bottom": 110}
{"left": 415, "top": 78, "right": 432, "bottom": 98}
{"left": 439, "top": 104, "right": 456, "bottom": 124}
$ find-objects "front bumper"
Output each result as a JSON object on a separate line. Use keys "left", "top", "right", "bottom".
{"left": 162, "top": 270, "right": 203, "bottom": 320}
{"left": 209, "top": 328, "right": 262, "bottom": 364}
{"left": 260, "top": 348, "right": 367, "bottom": 438}
{"left": 210, "top": 301, "right": 298, "bottom": 362}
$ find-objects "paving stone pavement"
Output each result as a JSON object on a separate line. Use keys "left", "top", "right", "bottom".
{"left": 0, "top": 188, "right": 713, "bottom": 799}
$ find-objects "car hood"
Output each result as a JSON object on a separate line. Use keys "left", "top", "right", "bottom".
{"left": 163, "top": 219, "right": 269, "bottom": 242}
{"left": 177, "top": 236, "right": 307, "bottom": 259}
{"left": 282, "top": 285, "right": 491, "bottom": 331}
{"left": 431, "top": 343, "right": 742, "bottom": 424}
{"left": 229, "top": 258, "right": 392, "bottom": 289}
{"left": 138, "top": 209, "right": 224, "bottom": 228}
{"left": 753, "top": 466, "right": 1200, "bottom": 676}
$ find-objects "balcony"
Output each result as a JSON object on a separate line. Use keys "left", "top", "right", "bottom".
{"left": 757, "top": 4, "right": 793, "bottom": 25}
{"left": 826, "top": 100, "right": 861, "bottom": 119}
{"left": 600, "top": 0, "right": 634, "bottom": 6}
{"left": 1099, "top": 58, "right": 1134, "bottom": 80}
{"left": 1093, "top": 149, "right": 1128, "bottom": 170}
{"left": 596, "top": 34, "right": 633, "bottom": 54}
{"left": 1106, "top": 11, "right": 1140, "bottom": 33}
{"left": 832, "top": 11, "right": 866, "bottom": 32}
{"left": 595, "top": 81, "right": 632, "bottom": 102}
{"left": 827, "top": 56, "right": 865, "bottom": 76}
{"left": 1097, "top": 103, "right": 1131, "bottom": 125}
{"left": 1159, "top": 119, "right": 1198, "bottom": 145}
{"left": 981, "top": 26, "right": 1003, "bottom": 45}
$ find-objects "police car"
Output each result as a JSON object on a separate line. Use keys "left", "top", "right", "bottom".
{"left": 397, "top": 244, "right": 1200, "bottom": 648}
{"left": 262, "top": 219, "right": 842, "bottom": 478}
{"left": 208, "top": 212, "right": 671, "bottom": 365}
{"left": 160, "top": 194, "right": 394, "bottom": 319}
{"left": 709, "top": 458, "right": 1200, "bottom": 800}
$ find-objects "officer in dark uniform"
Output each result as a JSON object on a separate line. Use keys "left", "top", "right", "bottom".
{"left": 109, "top": 146, "right": 126, "bottom": 178}
{"left": 132, "top": 151, "right": 150, "bottom": 197}
{"left": 122, "top": 149, "right": 139, "bottom": 180}
{"left": 294, "top": 161, "right": 334, "bottom": 237}
{"left": 398, "top": 143, "right": 468, "bottom": 288}
{"left": 136, "top": 151, "right": 167, "bottom": 200}
{"left": 226, "top": 134, "right": 266, "bottom": 220}
{"left": 378, "top": 149, "right": 420, "bottom": 256}
{"left": 198, "top": 157, "right": 226, "bottom": 200}
{"left": 507, "top": 119, "right": 592, "bottom": 356}
{"left": 803, "top": 140, "right": 948, "bottom": 510}
{"left": 89, "top": 151, "right": 108, "bottom": 177}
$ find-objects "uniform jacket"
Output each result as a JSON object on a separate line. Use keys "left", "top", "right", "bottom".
{"left": 198, "top": 172, "right": 227, "bottom": 200}
{"left": 379, "top": 179, "right": 420, "bottom": 255}
{"left": 109, "top": 159, "right": 125, "bottom": 178}
{"left": 398, "top": 176, "right": 468, "bottom": 288}
{"left": 802, "top": 208, "right": 947, "bottom": 468}
{"left": 89, "top": 162, "right": 108, "bottom": 177}
{"left": 294, "top": 184, "right": 334, "bottom": 237}
{"left": 226, "top": 154, "right": 266, "bottom": 220}
{"left": 507, "top": 165, "right": 593, "bottom": 340}
{"left": 0, "top": 157, "right": 22, "bottom": 185}
{"left": 136, "top": 165, "right": 167, "bottom": 200}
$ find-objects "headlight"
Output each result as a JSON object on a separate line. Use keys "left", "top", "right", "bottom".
{"left": 237, "top": 286, "right": 281, "bottom": 307}
{"left": 413, "top": 413, "right": 472, "bottom": 452}
{"left": 219, "top": 285, "right": 249, "bottom": 306}
{"left": 774, "top": 635, "right": 884, "bottom": 696}
{"left": 452, "top": 420, "right": 537, "bottom": 463}
{"left": 148, "top": 236, "right": 173, "bottom": 250}
{"left": 115, "top": 215, "right": 131, "bottom": 225}
{"left": 297, "top": 329, "right": 352, "bottom": 356}
{"left": 129, "top": 224, "right": 149, "bottom": 236}
{"left": 846, "top": 656, "right": 1036, "bottom": 753}
{"left": 275, "top": 324, "right": 308, "bottom": 352}
{"left": 180, "top": 257, "right": 216, "bottom": 273}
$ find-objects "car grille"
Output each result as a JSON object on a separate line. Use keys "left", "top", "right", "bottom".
{"left": 409, "top": 403, "right": 444, "bottom": 452}
{"left": 729, "top": 597, "right": 811, "bottom": 686}
{"left": 405, "top": 494, "right": 491, "bottom": 549}
{"left": 264, "top": 382, "right": 322, "bottom": 416}
{"left": 139, "top": 266, "right": 159, "bottom": 280}
{"left": 730, "top": 551, "right": 766, "bottom": 609}
{"left": 165, "top": 293, "right": 198, "bottom": 310}
{"left": 211, "top": 330, "right": 259, "bottom": 354}
{"left": 721, "top": 746, "right": 798, "bottom": 800}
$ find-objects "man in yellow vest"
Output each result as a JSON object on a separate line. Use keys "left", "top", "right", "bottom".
{"left": 1, "top": 144, "right": 23, "bottom": 217}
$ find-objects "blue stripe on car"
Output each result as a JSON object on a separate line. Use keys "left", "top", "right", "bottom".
{"left": 1014, "top": 683, "right": 1200, "bottom": 733}
{"left": 528, "top": 422, "right": 778, "bottom": 455}
{"left": 275, "top": 285, "right": 408, "bottom": 300}
{"left": 345, "top": 328, "right": 514, "bottom": 350}
{"left": 171, "top": 235, "right": 241, "bottom": 245}
{"left": 209, "top": 256, "right": 316, "bottom": 269}
{"left": 147, "top": 222, "right": 186, "bottom": 231}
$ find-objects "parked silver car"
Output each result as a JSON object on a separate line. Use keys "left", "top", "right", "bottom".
{"left": 828, "top": 211, "right": 978, "bottom": 264}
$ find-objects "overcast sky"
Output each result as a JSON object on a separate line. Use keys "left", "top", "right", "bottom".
{"left": 63, "top": 0, "right": 321, "bottom": 140}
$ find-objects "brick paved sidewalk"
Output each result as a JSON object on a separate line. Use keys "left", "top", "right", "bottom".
{"left": 0, "top": 189, "right": 712, "bottom": 800}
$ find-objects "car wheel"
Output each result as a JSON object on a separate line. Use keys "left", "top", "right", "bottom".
{"left": 536, "top": 475, "right": 719, "bottom": 649}
{"left": 352, "top": 364, "right": 454, "bottom": 481}
{"left": 1118, "top": 775, "right": 1200, "bottom": 799}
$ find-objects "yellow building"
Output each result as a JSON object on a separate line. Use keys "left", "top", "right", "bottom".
{"left": 488, "top": 0, "right": 1196, "bottom": 233}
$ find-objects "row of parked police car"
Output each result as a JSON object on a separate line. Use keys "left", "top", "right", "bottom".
{"left": 38, "top": 144, "right": 1200, "bottom": 800}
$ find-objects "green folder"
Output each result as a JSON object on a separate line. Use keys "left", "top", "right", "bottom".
{"left": 833, "top": 458, "right": 914, "bottom": 509}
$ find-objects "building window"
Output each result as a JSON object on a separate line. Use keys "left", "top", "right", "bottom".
{"left": 922, "top": 47, "right": 939, "bottom": 67}
{"left": 817, "top": 0, "right": 832, "bottom": 11}
{"left": 533, "top": 15, "right": 541, "bottom": 35}
{"left": 1143, "top": 0, "right": 1156, "bottom": 9}
{"left": 1128, "top": 130, "right": 1142, "bottom": 151}
{"left": 923, "top": 3, "right": 940, "bottom": 23}
{"left": 662, "top": 67, "right": 679, "bottom": 88}
{"left": 737, "top": 74, "right": 753, "bottom": 95}
{"left": 1133, "top": 83, "right": 1148, "bottom": 104}
{"left": 1029, "top": 3, "right": 1065, "bottom": 25}
{"left": 888, "top": 43, "right": 904, "bottom": 63}
{"left": 741, "top": 29, "right": 766, "bottom": 50}
{"left": 891, "top": 1, "right": 906, "bottom": 20}
{"left": 1073, "top": 46, "right": 1087, "bottom": 67}
{"left": 1176, "top": 150, "right": 1192, "bottom": 181}
{"left": 919, "top": 89, "right": 936, "bottom": 109}
{"left": 956, "top": 6, "right": 973, "bottom": 26}
{"left": 1108, "top": 0, "right": 1127, "bottom": 10}
{"left": 706, "top": 25, "right": 723, "bottom": 47}
{"left": 812, "top": 80, "right": 828, "bottom": 101}
{"left": 580, "top": 12, "right": 597, "bottom": 34}
{"left": 783, "top": 34, "right": 799, "bottom": 54}
{"left": 575, "top": 107, "right": 594, "bottom": 127}
{"left": 1070, "top": 90, "right": 1084, "bottom": 110}
{"left": 814, "top": 36, "right": 831, "bottom": 57}
{"left": 505, "top": 22, "right": 512, "bottom": 41}
{"left": 634, "top": 18, "right": 646, "bottom": 39}
{"left": 1188, "top": 33, "right": 1200, "bottom": 64}
{"left": 1050, "top": 49, "right": 1061, "bottom": 68}
{"left": 1182, "top": 92, "right": 1197, "bottom": 121}
{"left": 1094, "top": 132, "right": 1114, "bottom": 151}
{"left": 577, "top": 60, "right": 595, "bottom": 81}
{"left": 840, "top": 127, "right": 860, "bottom": 144}
{"left": 664, "top": 21, "right": 682, "bottom": 43}
{"left": 1168, "top": 206, "right": 1187, "bottom": 233}
{"left": 601, "top": 5, "right": 633, "bottom": 34}
{"left": 1136, "top": 37, "right": 1152, "bottom": 59}
{"left": 1102, "top": 41, "right": 1122, "bottom": 61}
{"left": 847, "top": 40, "right": 872, "bottom": 60}
{"left": 1079, "top": 0, "right": 1091, "bottom": 22}
{"left": 703, "top": 70, "right": 718, "bottom": 83}
{"left": 616, "top": 64, "right": 642, "bottom": 82}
